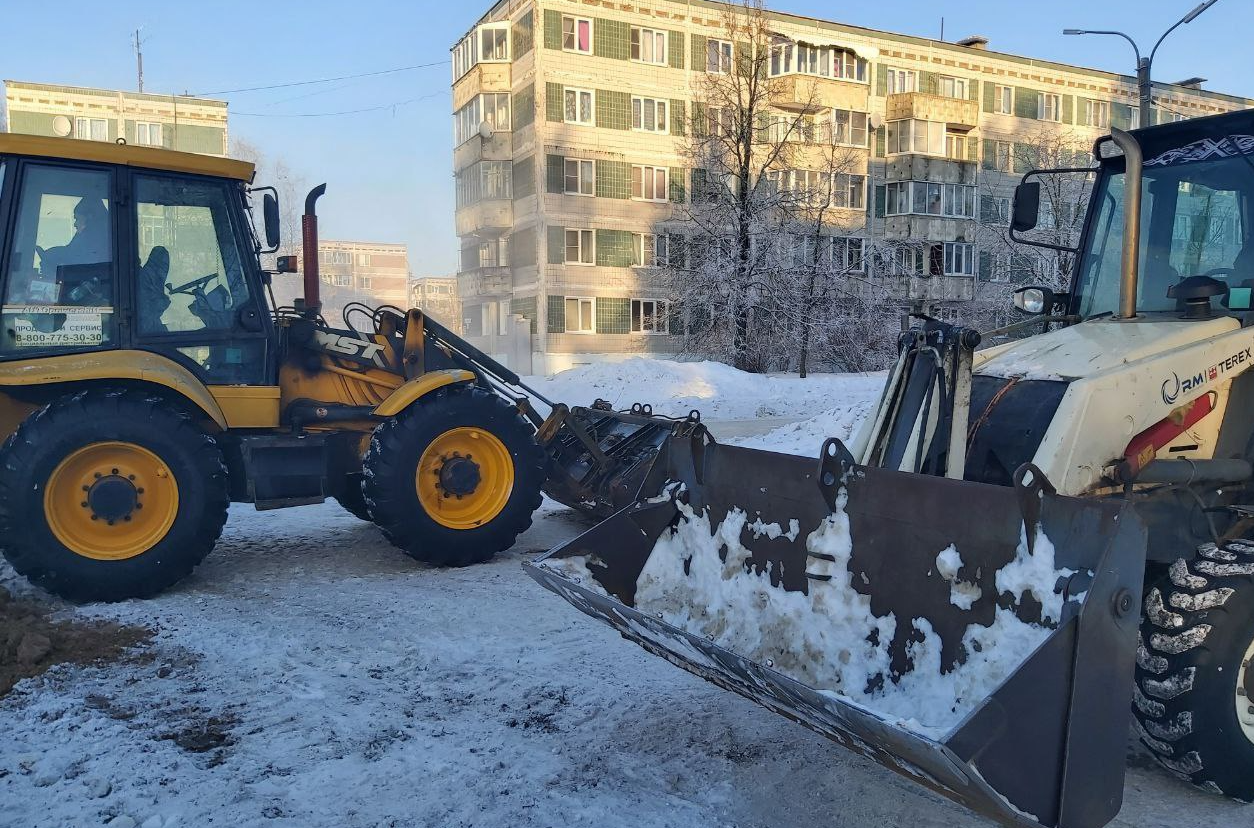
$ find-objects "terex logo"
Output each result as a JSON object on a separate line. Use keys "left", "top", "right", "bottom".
{"left": 1161, "top": 347, "right": 1254, "bottom": 405}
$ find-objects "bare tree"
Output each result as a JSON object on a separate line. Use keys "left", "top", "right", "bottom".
{"left": 659, "top": 0, "right": 895, "bottom": 374}
{"left": 971, "top": 129, "right": 1095, "bottom": 329}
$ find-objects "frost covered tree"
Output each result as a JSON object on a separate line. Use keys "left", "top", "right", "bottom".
{"left": 971, "top": 130, "right": 1095, "bottom": 330}
{"left": 656, "top": 0, "right": 890, "bottom": 374}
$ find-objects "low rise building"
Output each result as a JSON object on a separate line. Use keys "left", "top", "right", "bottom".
{"left": 281, "top": 240, "right": 411, "bottom": 328}
{"left": 410, "top": 276, "right": 462, "bottom": 332}
{"left": 3, "top": 79, "right": 228, "bottom": 156}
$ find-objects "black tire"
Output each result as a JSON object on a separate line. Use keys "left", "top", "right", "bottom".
{"left": 363, "top": 386, "right": 545, "bottom": 566}
{"left": 0, "top": 388, "right": 229, "bottom": 603}
{"left": 1134, "top": 540, "right": 1254, "bottom": 800}
{"left": 334, "top": 474, "right": 371, "bottom": 521}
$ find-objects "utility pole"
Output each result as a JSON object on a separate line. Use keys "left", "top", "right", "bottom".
{"left": 1065, "top": 1, "right": 1220, "bottom": 129}
{"left": 132, "top": 28, "right": 145, "bottom": 93}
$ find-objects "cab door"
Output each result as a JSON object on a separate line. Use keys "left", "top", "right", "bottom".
{"left": 127, "top": 170, "right": 272, "bottom": 385}
{"left": 0, "top": 159, "right": 119, "bottom": 356}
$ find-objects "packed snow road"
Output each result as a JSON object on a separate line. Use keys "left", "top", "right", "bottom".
{"left": 0, "top": 361, "right": 1248, "bottom": 827}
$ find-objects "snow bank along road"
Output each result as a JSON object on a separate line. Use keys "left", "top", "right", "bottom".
{"left": 0, "top": 363, "right": 1249, "bottom": 828}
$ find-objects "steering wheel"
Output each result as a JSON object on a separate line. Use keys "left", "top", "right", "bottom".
{"left": 167, "top": 273, "right": 219, "bottom": 296}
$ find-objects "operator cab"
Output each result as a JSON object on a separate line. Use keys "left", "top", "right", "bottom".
{"left": 0, "top": 134, "right": 274, "bottom": 385}
{"left": 1015, "top": 109, "right": 1254, "bottom": 322}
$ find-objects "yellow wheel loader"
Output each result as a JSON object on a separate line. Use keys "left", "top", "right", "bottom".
{"left": 0, "top": 135, "right": 689, "bottom": 603}
{"left": 530, "top": 109, "right": 1254, "bottom": 827}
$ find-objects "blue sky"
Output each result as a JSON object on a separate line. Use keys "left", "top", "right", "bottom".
{"left": 5, "top": 0, "right": 1250, "bottom": 275}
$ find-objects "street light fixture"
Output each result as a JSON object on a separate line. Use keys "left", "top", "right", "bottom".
{"left": 1063, "top": 0, "right": 1221, "bottom": 128}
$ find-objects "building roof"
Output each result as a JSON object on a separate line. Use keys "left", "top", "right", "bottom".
{"left": 0, "top": 133, "right": 254, "bottom": 181}
{"left": 4, "top": 79, "right": 227, "bottom": 109}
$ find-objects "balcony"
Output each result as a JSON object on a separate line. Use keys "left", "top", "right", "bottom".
{"left": 883, "top": 215, "right": 975, "bottom": 243}
{"left": 885, "top": 153, "right": 977, "bottom": 185}
{"left": 457, "top": 267, "right": 511, "bottom": 298}
{"left": 770, "top": 74, "right": 870, "bottom": 114}
{"left": 886, "top": 92, "right": 979, "bottom": 129}
{"left": 454, "top": 131, "right": 513, "bottom": 172}
{"left": 452, "top": 63, "right": 511, "bottom": 111}
{"left": 890, "top": 275, "right": 975, "bottom": 303}
{"left": 455, "top": 200, "right": 513, "bottom": 238}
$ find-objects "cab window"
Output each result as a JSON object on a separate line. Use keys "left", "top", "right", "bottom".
{"left": 1, "top": 164, "right": 114, "bottom": 353}
{"left": 134, "top": 174, "right": 251, "bottom": 336}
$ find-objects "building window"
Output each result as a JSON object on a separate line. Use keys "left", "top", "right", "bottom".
{"left": 832, "top": 109, "right": 869, "bottom": 146}
{"left": 631, "top": 165, "right": 669, "bottom": 202}
{"left": 886, "top": 119, "right": 945, "bottom": 156}
{"left": 632, "top": 233, "right": 669, "bottom": 267}
{"left": 983, "top": 196, "right": 1011, "bottom": 225}
{"left": 631, "top": 97, "right": 669, "bottom": 133}
{"left": 76, "top": 117, "right": 108, "bottom": 142}
{"left": 482, "top": 93, "right": 511, "bottom": 131}
{"left": 565, "top": 297, "right": 595, "bottom": 332}
{"left": 135, "top": 122, "right": 163, "bottom": 146}
{"left": 481, "top": 161, "right": 512, "bottom": 200}
{"left": 1041, "top": 93, "right": 1061, "bottom": 122}
{"left": 886, "top": 68, "right": 917, "bottom": 94}
{"left": 945, "top": 131, "right": 967, "bottom": 160}
{"left": 820, "top": 237, "right": 865, "bottom": 272}
{"left": 454, "top": 97, "right": 481, "bottom": 146}
{"left": 359, "top": 277, "right": 372, "bottom": 290}
{"left": 832, "top": 173, "right": 866, "bottom": 209}
{"left": 631, "top": 298, "right": 669, "bottom": 333}
{"left": 704, "top": 106, "right": 733, "bottom": 137}
{"left": 565, "top": 229, "right": 594, "bottom": 265}
{"left": 480, "top": 24, "right": 510, "bottom": 62}
{"left": 1161, "top": 110, "right": 1185, "bottom": 123}
{"left": 452, "top": 32, "right": 478, "bottom": 81}
{"left": 769, "top": 43, "right": 866, "bottom": 81}
{"left": 631, "top": 27, "right": 668, "bottom": 65}
{"left": 563, "top": 16, "right": 592, "bottom": 53}
{"left": 1086, "top": 100, "right": 1110, "bottom": 128}
{"left": 938, "top": 76, "right": 968, "bottom": 99}
{"left": 565, "top": 158, "right": 595, "bottom": 195}
{"left": 331, "top": 273, "right": 352, "bottom": 287}
{"left": 565, "top": 88, "right": 595, "bottom": 125}
{"left": 884, "top": 182, "right": 975, "bottom": 218}
{"left": 993, "top": 85, "right": 1013, "bottom": 115}
{"left": 707, "top": 39, "right": 732, "bottom": 74}
{"left": 992, "top": 140, "right": 1013, "bottom": 172}
{"left": 943, "top": 242, "right": 976, "bottom": 276}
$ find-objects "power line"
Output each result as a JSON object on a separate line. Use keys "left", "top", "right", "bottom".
{"left": 193, "top": 61, "right": 449, "bottom": 97}
{"left": 231, "top": 91, "right": 448, "bottom": 118}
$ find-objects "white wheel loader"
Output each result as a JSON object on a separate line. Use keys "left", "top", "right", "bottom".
{"left": 527, "top": 108, "right": 1254, "bottom": 828}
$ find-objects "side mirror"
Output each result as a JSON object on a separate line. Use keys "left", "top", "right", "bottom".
{"left": 1011, "top": 181, "right": 1041, "bottom": 233}
{"left": 275, "top": 255, "right": 299, "bottom": 274}
{"left": 1013, "top": 285, "right": 1055, "bottom": 315}
{"left": 262, "top": 193, "right": 281, "bottom": 253}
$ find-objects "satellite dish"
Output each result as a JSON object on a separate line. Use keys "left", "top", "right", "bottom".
{"left": 478, "top": 121, "right": 495, "bottom": 140}
{"left": 869, "top": 113, "right": 885, "bottom": 132}
{"left": 51, "top": 115, "right": 72, "bottom": 137}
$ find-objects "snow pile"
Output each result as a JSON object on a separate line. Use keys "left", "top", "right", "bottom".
{"left": 556, "top": 492, "right": 1073, "bottom": 738}
{"left": 730, "top": 384, "right": 882, "bottom": 455}
{"left": 527, "top": 358, "right": 882, "bottom": 422}
{"left": 996, "top": 527, "right": 1073, "bottom": 624}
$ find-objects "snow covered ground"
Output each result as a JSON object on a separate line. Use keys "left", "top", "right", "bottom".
{"left": 0, "top": 361, "right": 1246, "bottom": 828}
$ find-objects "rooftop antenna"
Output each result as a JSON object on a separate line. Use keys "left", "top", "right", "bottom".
{"left": 940, "top": 17, "right": 945, "bottom": 42}
{"left": 132, "top": 27, "right": 146, "bottom": 92}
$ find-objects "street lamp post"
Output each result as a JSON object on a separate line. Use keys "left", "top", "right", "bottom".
{"left": 1064, "top": 0, "right": 1220, "bottom": 129}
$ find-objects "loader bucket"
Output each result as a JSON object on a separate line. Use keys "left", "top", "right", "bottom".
{"left": 526, "top": 436, "right": 1148, "bottom": 828}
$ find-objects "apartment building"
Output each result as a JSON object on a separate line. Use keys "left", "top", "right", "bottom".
{"left": 452, "top": 0, "right": 1253, "bottom": 373}
{"left": 279, "top": 240, "right": 411, "bottom": 328}
{"left": 2, "top": 80, "right": 229, "bottom": 156}
{"left": 411, "top": 275, "right": 463, "bottom": 332}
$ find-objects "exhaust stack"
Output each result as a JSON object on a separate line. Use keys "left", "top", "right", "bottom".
{"left": 300, "top": 184, "right": 328, "bottom": 317}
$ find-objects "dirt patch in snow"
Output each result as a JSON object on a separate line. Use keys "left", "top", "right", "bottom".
{"left": 0, "top": 587, "right": 152, "bottom": 696}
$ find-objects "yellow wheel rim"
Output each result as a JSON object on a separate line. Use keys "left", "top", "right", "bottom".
{"left": 416, "top": 427, "right": 514, "bottom": 530}
{"left": 44, "top": 441, "right": 180, "bottom": 561}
